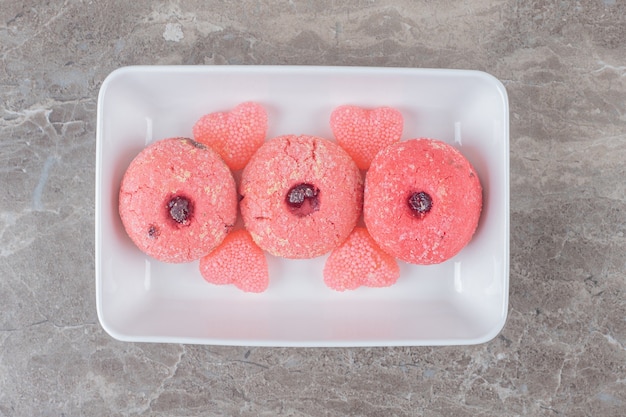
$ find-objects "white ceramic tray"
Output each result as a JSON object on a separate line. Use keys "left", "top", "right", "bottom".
{"left": 95, "top": 65, "right": 509, "bottom": 346}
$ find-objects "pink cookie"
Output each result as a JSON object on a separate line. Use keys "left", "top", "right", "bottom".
{"left": 119, "top": 137, "right": 237, "bottom": 263}
{"left": 364, "top": 138, "right": 482, "bottom": 265}
{"left": 199, "top": 229, "right": 269, "bottom": 293}
{"left": 323, "top": 227, "right": 400, "bottom": 291}
{"left": 192, "top": 102, "right": 267, "bottom": 170}
{"left": 240, "top": 135, "right": 363, "bottom": 259}
{"left": 330, "top": 105, "right": 403, "bottom": 170}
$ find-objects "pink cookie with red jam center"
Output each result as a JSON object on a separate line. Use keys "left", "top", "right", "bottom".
{"left": 240, "top": 135, "right": 363, "bottom": 259}
{"left": 119, "top": 137, "right": 237, "bottom": 263}
{"left": 323, "top": 227, "right": 400, "bottom": 292}
{"left": 199, "top": 229, "right": 269, "bottom": 293}
{"left": 192, "top": 102, "right": 267, "bottom": 171}
{"left": 364, "top": 138, "right": 482, "bottom": 265}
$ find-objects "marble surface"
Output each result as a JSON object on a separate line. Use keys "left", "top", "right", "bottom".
{"left": 1, "top": 0, "right": 625, "bottom": 415}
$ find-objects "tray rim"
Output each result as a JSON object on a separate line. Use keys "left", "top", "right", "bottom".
{"left": 95, "top": 65, "right": 510, "bottom": 347}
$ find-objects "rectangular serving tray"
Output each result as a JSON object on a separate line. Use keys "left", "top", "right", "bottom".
{"left": 95, "top": 65, "right": 509, "bottom": 346}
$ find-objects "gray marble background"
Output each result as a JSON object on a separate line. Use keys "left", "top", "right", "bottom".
{"left": 1, "top": 0, "right": 625, "bottom": 416}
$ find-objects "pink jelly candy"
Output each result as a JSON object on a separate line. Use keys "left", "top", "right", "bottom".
{"left": 330, "top": 105, "right": 403, "bottom": 170}
{"left": 323, "top": 227, "right": 400, "bottom": 291}
{"left": 193, "top": 102, "right": 268, "bottom": 171}
{"left": 199, "top": 229, "right": 269, "bottom": 293}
